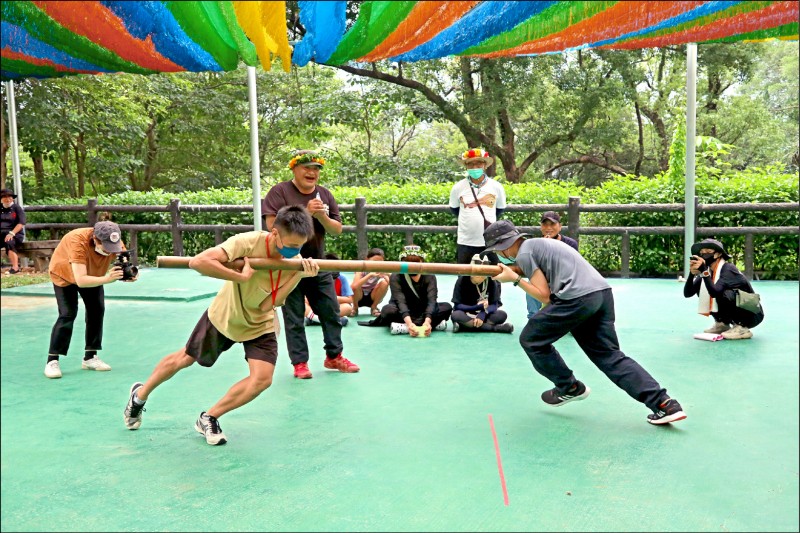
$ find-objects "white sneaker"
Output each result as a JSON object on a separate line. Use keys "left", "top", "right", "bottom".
{"left": 82, "top": 357, "right": 112, "bottom": 371}
{"left": 721, "top": 325, "right": 753, "bottom": 340}
{"left": 390, "top": 322, "right": 409, "bottom": 335}
{"left": 704, "top": 321, "right": 731, "bottom": 334}
{"left": 452, "top": 321, "right": 460, "bottom": 333}
{"left": 195, "top": 412, "right": 227, "bottom": 446}
{"left": 434, "top": 321, "right": 447, "bottom": 331}
{"left": 44, "top": 360, "right": 62, "bottom": 379}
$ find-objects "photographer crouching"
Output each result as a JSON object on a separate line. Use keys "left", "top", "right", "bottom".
{"left": 45, "top": 221, "right": 138, "bottom": 379}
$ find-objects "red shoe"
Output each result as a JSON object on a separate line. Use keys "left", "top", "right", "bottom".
{"left": 323, "top": 354, "right": 360, "bottom": 373}
{"left": 293, "top": 362, "right": 313, "bottom": 379}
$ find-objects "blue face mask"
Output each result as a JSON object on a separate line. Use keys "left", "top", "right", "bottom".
{"left": 467, "top": 168, "right": 485, "bottom": 180}
{"left": 497, "top": 254, "right": 515, "bottom": 265}
{"left": 278, "top": 246, "right": 301, "bottom": 259}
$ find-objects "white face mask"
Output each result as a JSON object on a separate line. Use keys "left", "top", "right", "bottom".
{"left": 95, "top": 244, "right": 110, "bottom": 256}
{"left": 1, "top": 200, "right": 12, "bottom": 208}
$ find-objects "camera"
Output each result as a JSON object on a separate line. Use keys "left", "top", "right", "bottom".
{"left": 114, "top": 250, "right": 138, "bottom": 281}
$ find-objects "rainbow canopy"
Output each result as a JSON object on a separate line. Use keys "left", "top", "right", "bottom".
{"left": 2, "top": 1, "right": 798, "bottom": 81}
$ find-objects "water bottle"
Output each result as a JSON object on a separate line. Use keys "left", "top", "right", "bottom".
{"left": 316, "top": 191, "right": 329, "bottom": 215}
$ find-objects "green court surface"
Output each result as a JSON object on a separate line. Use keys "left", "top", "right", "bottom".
{"left": 1, "top": 271, "right": 798, "bottom": 532}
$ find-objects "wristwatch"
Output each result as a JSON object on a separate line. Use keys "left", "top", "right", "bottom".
{"left": 513, "top": 275, "right": 523, "bottom": 286}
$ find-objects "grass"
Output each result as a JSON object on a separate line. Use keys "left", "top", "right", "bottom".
{"left": 0, "top": 269, "right": 50, "bottom": 289}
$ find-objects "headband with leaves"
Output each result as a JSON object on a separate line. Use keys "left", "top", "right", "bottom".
{"left": 288, "top": 152, "right": 326, "bottom": 169}
{"left": 399, "top": 245, "right": 428, "bottom": 261}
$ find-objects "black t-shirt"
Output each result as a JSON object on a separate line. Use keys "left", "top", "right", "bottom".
{"left": 451, "top": 276, "right": 502, "bottom": 308}
{"left": 0, "top": 203, "right": 25, "bottom": 234}
{"left": 262, "top": 180, "right": 341, "bottom": 259}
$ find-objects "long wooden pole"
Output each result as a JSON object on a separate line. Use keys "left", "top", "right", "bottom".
{"left": 157, "top": 256, "right": 502, "bottom": 277}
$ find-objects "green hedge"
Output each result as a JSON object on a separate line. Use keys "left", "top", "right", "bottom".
{"left": 24, "top": 168, "right": 798, "bottom": 279}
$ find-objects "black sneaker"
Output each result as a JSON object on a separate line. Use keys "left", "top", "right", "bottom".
{"left": 195, "top": 411, "right": 227, "bottom": 445}
{"left": 124, "top": 382, "right": 146, "bottom": 430}
{"left": 493, "top": 323, "right": 514, "bottom": 334}
{"left": 647, "top": 399, "right": 687, "bottom": 425}
{"left": 541, "top": 381, "right": 591, "bottom": 407}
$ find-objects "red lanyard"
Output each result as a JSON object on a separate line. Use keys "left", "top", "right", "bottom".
{"left": 266, "top": 234, "right": 281, "bottom": 308}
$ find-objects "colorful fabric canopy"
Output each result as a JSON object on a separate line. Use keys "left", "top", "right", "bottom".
{"left": 1, "top": 1, "right": 797, "bottom": 81}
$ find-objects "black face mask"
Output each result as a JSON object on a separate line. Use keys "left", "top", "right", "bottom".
{"left": 700, "top": 253, "right": 717, "bottom": 267}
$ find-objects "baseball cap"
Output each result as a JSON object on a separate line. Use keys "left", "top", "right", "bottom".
{"left": 93, "top": 221, "right": 123, "bottom": 253}
{"left": 541, "top": 211, "right": 561, "bottom": 223}
{"left": 482, "top": 220, "right": 529, "bottom": 253}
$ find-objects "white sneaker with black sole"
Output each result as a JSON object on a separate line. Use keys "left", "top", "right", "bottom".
{"left": 195, "top": 411, "right": 227, "bottom": 445}
{"left": 44, "top": 360, "right": 62, "bottom": 379}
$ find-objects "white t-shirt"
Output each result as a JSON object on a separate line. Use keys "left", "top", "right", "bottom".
{"left": 449, "top": 177, "right": 507, "bottom": 246}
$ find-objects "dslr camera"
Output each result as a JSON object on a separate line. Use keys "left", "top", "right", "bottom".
{"left": 114, "top": 250, "right": 139, "bottom": 281}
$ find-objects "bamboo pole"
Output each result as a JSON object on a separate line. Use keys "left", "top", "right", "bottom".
{"left": 157, "top": 256, "right": 503, "bottom": 277}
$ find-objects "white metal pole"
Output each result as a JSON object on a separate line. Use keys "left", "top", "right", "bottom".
{"left": 5, "top": 81, "right": 23, "bottom": 206}
{"left": 247, "top": 66, "right": 262, "bottom": 231}
{"left": 683, "top": 43, "right": 697, "bottom": 277}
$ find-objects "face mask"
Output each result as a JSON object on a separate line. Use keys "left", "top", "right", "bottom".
{"left": 497, "top": 254, "right": 515, "bottom": 265}
{"left": 95, "top": 244, "right": 110, "bottom": 256}
{"left": 700, "top": 253, "right": 717, "bottom": 266}
{"left": 467, "top": 168, "right": 485, "bottom": 180}
{"left": 278, "top": 246, "right": 301, "bottom": 259}
{"left": 1, "top": 200, "right": 12, "bottom": 208}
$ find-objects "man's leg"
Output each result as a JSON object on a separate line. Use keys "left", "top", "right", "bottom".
{"left": 206, "top": 358, "right": 275, "bottom": 419}
{"left": 49, "top": 284, "right": 79, "bottom": 356}
{"left": 519, "top": 296, "right": 597, "bottom": 392}
{"left": 571, "top": 289, "right": 668, "bottom": 411}
{"left": 370, "top": 282, "right": 389, "bottom": 315}
{"left": 306, "top": 273, "right": 344, "bottom": 357}
{"left": 136, "top": 347, "right": 197, "bottom": 402}
{"left": 457, "top": 244, "right": 484, "bottom": 265}
{"left": 281, "top": 281, "right": 310, "bottom": 365}
{"left": 77, "top": 285, "right": 107, "bottom": 367}
{"left": 430, "top": 303, "right": 453, "bottom": 328}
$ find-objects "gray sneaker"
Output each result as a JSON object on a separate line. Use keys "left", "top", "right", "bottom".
{"left": 704, "top": 321, "right": 731, "bottom": 334}
{"left": 195, "top": 412, "right": 227, "bottom": 445}
{"left": 124, "top": 382, "right": 146, "bottom": 430}
{"left": 721, "top": 325, "right": 753, "bottom": 340}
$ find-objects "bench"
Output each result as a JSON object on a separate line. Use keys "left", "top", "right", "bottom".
{"left": 16, "top": 240, "right": 61, "bottom": 272}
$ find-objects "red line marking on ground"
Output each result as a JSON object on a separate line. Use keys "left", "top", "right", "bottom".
{"left": 488, "top": 414, "right": 509, "bottom": 506}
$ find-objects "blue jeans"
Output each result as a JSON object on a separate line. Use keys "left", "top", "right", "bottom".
{"left": 526, "top": 293, "right": 542, "bottom": 319}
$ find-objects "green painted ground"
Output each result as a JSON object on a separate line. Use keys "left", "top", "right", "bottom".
{"left": 1, "top": 272, "right": 798, "bottom": 532}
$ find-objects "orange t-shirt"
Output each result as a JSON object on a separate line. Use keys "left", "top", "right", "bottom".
{"left": 48, "top": 227, "right": 125, "bottom": 287}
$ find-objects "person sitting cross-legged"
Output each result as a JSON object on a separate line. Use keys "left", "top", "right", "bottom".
{"left": 359, "top": 245, "right": 452, "bottom": 337}
{"left": 451, "top": 254, "right": 513, "bottom": 333}
{"left": 349, "top": 247, "right": 390, "bottom": 317}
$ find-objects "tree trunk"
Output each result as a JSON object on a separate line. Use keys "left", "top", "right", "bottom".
{"left": 634, "top": 101, "right": 644, "bottom": 176}
{"left": 60, "top": 139, "right": 77, "bottom": 197}
{"left": 142, "top": 116, "right": 159, "bottom": 190}
{"left": 75, "top": 131, "right": 86, "bottom": 197}
{"left": 32, "top": 153, "right": 45, "bottom": 196}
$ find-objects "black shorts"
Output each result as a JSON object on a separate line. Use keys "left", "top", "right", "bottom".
{"left": 357, "top": 293, "right": 374, "bottom": 308}
{"left": 1, "top": 232, "right": 23, "bottom": 253}
{"left": 185, "top": 310, "right": 278, "bottom": 368}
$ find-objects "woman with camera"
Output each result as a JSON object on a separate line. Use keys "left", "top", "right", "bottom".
{"left": 45, "top": 221, "right": 137, "bottom": 379}
{"left": 684, "top": 238, "right": 764, "bottom": 340}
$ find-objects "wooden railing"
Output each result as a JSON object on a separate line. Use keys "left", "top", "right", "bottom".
{"left": 23, "top": 196, "right": 799, "bottom": 279}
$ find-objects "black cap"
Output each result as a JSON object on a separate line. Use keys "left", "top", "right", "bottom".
{"left": 482, "top": 220, "right": 529, "bottom": 253}
{"left": 541, "top": 211, "right": 561, "bottom": 223}
{"left": 0, "top": 189, "right": 17, "bottom": 199}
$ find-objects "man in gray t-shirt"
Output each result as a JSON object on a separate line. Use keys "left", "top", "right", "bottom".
{"left": 483, "top": 220, "right": 686, "bottom": 426}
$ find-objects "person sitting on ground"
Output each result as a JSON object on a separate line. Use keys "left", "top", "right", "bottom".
{"left": 123, "top": 205, "right": 318, "bottom": 446}
{"left": 304, "top": 252, "right": 351, "bottom": 326}
{"left": 1, "top": 188, "right": 26, "bottom": 275}
{"left": 349, "top": 247, "right": 390, "bottom": 317}
{"left": 451, "top": 254, "right": 513, "bottom": 333}
{"left": 360, "top": 245, "right": 452, "bottom": 336}
{"left": 527, "top": 211, "right": 579, "bottom": 319}
{"left": 684, "top": 238, "right": 764, "bottom": 340}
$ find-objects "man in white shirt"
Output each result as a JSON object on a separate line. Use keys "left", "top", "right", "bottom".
{"left": 449, "top": 148, "right": 507, "bottom": 264}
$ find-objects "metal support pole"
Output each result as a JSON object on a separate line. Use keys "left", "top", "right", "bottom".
{"left": 683, "top": 43, "right": 697, "bottom": 278}
{"left": 247, "top": 66, "right": 262, "bottom": 231}
{"left": 4, "top": 81, "right": 23, "bottom": 206}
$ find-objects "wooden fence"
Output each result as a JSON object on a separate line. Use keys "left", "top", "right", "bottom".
{"left": 22, "top": 196, "right": 799, "bottom": 279}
